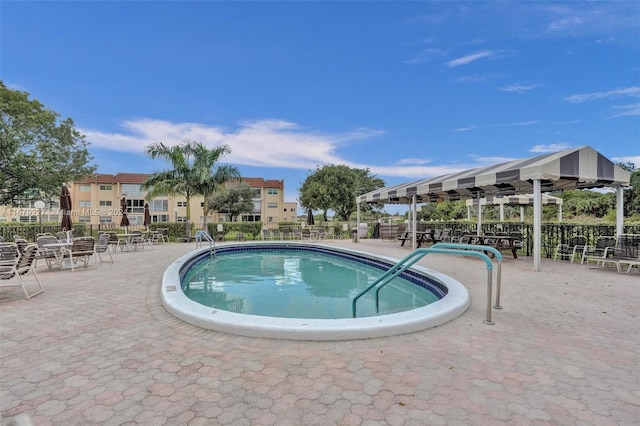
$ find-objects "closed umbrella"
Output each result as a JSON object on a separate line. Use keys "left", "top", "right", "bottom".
{"left": 306, "top": 208, "right": 315, "bottom": 226}
{"left": 143, "top": 203, "right": 151, "bottom": 228}
{"left": 120, "top": 196, "right": 130, "bottom": 229}
{"left": 60, "top": 186, "right": 73, "bottom": 231}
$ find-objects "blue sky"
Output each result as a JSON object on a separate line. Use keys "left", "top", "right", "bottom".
{"left": 3, "top": 1, "right": 639, "bottom": 213}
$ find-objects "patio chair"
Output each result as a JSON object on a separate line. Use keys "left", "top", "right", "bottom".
{"left": 281, "top": 227, "right": 292, "bottom": 240}
{"left": 0, "top": 243, "right": 44, "bottom": 299}
{"left": 587, "top": 234, "right": 640, "bottom": 273}
{"left": 271, "top": 229, "right": 281, "bottom": 240}
{"left": 35, "top": 235, "right": 62, "bottom": 269}
{"left": 13, "top": 237, "right": 28, "bottom": 254}
{"left": 128, "top": 231, "right": 146, "bottom": 250}
{"left": 291, "top": 229, "right": 303, "bottom": 240}
{"left": 61, "top": 237, "right": 97, "bottom": 271}
{"left": 325, "top": 227, "right": 336, "bottom": 241}
{"left": 581, "top": 236, "right": 616, "bottom": 265}
{"left": 158, "top": 228, "right": 170, "bottom": 243}
{"left": 95, "top": 233, "right": 114, "bottom": 263}
{"left": 554, "top": 235, "right": 587, "bottom": 263}
{"left": 261, "top": 229, "right": 272, "bottom": 240}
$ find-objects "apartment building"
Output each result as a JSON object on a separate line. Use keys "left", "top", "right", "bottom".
{"left": 0, "top": 173, "right": 298, "bottom": 226}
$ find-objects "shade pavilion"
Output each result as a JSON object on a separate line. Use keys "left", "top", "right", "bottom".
{"left": 356, "top": 146, "right": 631, "bottom": 271}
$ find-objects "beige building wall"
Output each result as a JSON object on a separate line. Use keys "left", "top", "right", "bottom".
{"left": 0, "top": 173, "right": 297, "bottom": 229}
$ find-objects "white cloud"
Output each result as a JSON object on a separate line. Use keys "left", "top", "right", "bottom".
{"left": 454, "top": 120, "right": 539, "bottom": 132}
{"left": 84, "top": 118, "right": 394, "bottom": 173}
{"left": 396, "top": 158, "right": 432, "bottom": 165}
{"left": 445, "top": 50, "right": 497, "bottom": 67}
{"left": 563, "top": 86, "right": 640, "bottom": 103}
{"left": 498, "top": 83, "right": 539, "bottom": 93}
{"left": 529, "top": 143, "right": 571, "bottom": 153}
{"left": 606, "top": 103, "right": 640, "bottom": 119}
{"left": 611, "top": 155, "right": 640, "bottom": 169}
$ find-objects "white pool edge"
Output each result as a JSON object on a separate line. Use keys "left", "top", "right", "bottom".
{"left": 161, "top": 241, "right": 470, "bottom": 341}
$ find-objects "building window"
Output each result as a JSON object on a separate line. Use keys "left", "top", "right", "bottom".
{"left": 121, "top": 184, "right": 144, "bottom": 197}
{"left": 251, "top": 188, "right": 261, "bottom": 199}
{"left": 79, "top": 201, "right": 91, "bottom": 207}
{"left": 99, "top": 200, "right": 112, "bottom": 207}
{"left": 78, "top": 216, "right": 91, "bottom": 223}
{"left": 152, "top": 214, "right": 169, "bottom": 222}
{"left": 267, "top": 203, "right": 278, "bottom": 209}
{"left": 268, "top": 216, "right": 275, "bottom": 222}
{"left": 177, "top": 201, "right": 187, "bottom": 207}
{"left": 99, "top": 185, "right": 112, "bottom": 191}
{"left": 19, "top": 216, "right": 37, "bottom": 223}
{"left": 177, "top": 216, "right": 187, "bottom": 223}
{"left": 99, "top": 216, "right": 112, "bottom": 223}
{"left": 149, "top": 200, "right": 168, "bottom": 211}
{"left": 79, "top": 185, "right": 91, "bottom": 192}
{"left": 127, "top": 199, "right": 145, "bottom": 214}
{"left": 267, "top": 189, "right": 278, "bottom": 195}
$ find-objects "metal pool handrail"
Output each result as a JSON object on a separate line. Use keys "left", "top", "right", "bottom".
{"left": 194, "top": 230, "right": 216, "bottom": 257}
{"left": 432, "top": 243, "right": 503, "bottom": 311}
{"left": 351, "top": 246, "right": 498, "bottom": 325}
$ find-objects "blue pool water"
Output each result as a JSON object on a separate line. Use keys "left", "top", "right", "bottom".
{"left": 180, "top": 246, "right": 444, "bottom": 319}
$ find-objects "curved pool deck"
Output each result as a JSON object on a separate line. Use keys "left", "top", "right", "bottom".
{"left": 161, "top": 241, "right": 470, "bottom": 340}
{"left": 1, "top": 239, "right": 638, "bottom": 425}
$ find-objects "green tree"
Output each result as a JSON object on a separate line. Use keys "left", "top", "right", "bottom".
{"left": 142, "top": 140, "right": 238, "bottom": 224}
{"left": 298, "top": 164, "right": 385, "bottom": 221}
{"left": 0, "top": 81, "right": 96, "bottom": 204}
{"left": 207, "top": 183, "right": 254, "bottom": 222}
{"left": 617, "top": 162, "right": 639, "bottom": 217}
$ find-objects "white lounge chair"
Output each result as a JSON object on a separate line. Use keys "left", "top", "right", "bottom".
{"left": 0, "top": 243, "right": 44, "bottom": 299}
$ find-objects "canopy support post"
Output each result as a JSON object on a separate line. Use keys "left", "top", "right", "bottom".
{"left": 476, "top": 193, "right": 482, "bottom": 235}
{"left": 616, "top": 185, "right": 624, "bottom": 237}
{"left": 356, "top": 203, "right": 360, "bottom": 243}
{"left": 533, "top": 180, "right": 542, "bottom": 272}
{"left": 412, "top": 195, "right": 417, "bottom": 250}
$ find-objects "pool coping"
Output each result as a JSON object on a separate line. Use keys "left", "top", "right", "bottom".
{"left": 161, "top": 241, "right": 470, "bottom": 341}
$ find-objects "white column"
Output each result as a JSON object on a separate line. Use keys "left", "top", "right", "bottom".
{"left": 476, "top": 196, "right": 482, "bottom": 235}
{"left": 412, "top": 195, "right": 417, "bottom": 250}
{"left": 558, "top": 205, "right": 563, "bottom": 223}
{"left": 356, "top": 203, "right": 360, "bottom": 243}
{"left": 499, "top": 204, "right": 504, "bottom": 222}
{"left": 616, "top": 185, "right": 624, "bottom": 236}
{"left": 520, "top": 206, "right": 524, "bottom": 222}
{"left": 533, "top": 180, "right": 542, "bottom": 272}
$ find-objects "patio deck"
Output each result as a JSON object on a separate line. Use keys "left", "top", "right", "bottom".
{"left": 1, "top": 239, "right": 638, "bottom": 425}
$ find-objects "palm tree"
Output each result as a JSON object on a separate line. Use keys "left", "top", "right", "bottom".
{"left": 142, "top": 139, "right": 240, "bottom": 229}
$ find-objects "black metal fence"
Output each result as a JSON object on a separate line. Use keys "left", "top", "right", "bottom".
{"left": 2, "top": 221, "right": 639, "bottom": 259}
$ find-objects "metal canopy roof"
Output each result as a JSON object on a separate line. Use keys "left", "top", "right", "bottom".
{"left": 357, "top": 146, "right": 630, "bottom": 205}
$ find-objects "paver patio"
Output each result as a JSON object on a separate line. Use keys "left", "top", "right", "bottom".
{"left": 1, "top": 239, "right": 638, "bottom": 425}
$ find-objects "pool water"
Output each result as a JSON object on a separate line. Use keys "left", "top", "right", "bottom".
{"left": 181, "top": 248, "right": 441, "bottom": 319}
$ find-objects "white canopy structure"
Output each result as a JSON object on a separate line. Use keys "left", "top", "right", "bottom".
{"left": 465, "top": 193, "right": 564, "bottom": 222}
{"left": 356, "top": 146, "right": 631, "bottom": 271}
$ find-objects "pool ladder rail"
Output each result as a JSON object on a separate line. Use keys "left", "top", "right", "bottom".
{"left": 351, "top": 244, "right": 503, "bottom": 325}
{"left": 194, "top": 230, "right": 216, "bottom": 257}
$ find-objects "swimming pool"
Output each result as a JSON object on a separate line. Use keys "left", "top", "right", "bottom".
{"left": 180, "top": 247, "right": 442, "bottom": 319}
{"left": 161, "top": 242, "right": 470, "bottom": 340}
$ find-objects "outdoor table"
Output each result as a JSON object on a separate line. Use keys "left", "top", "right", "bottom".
{"left": 42, "top": 241, "right": 74, "bottom": 269}
{"left": 463, "top": 235, "right": 520, "bottom": 258}
{"left": 116, "top": 233, "right": 141, "bottom": 251}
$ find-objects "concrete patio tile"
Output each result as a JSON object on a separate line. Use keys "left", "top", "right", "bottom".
{"left": 1, "top": 239, "right": 639, "bottom": 425}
